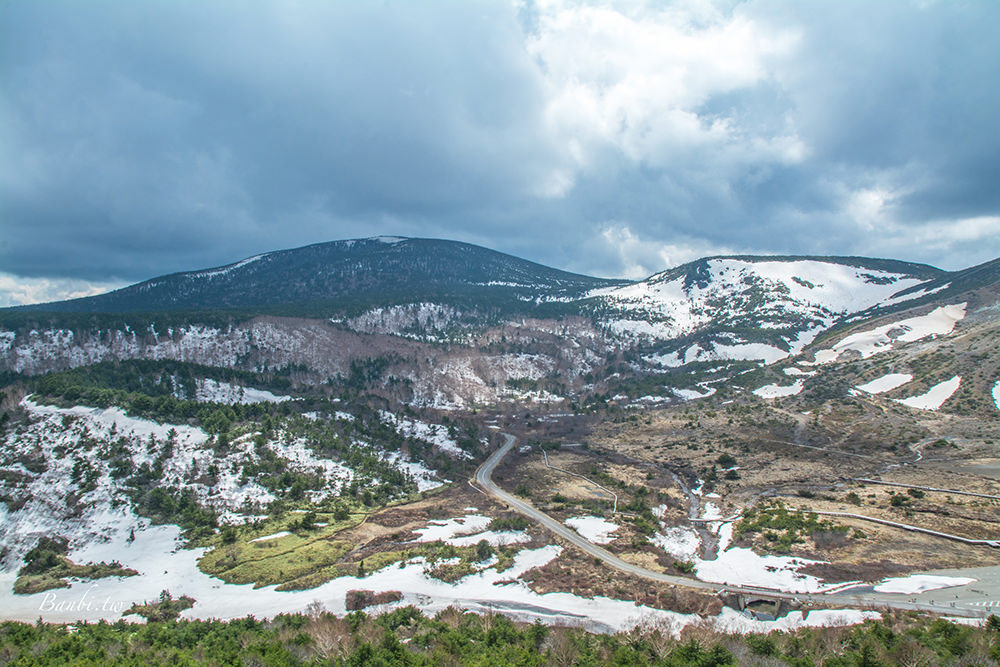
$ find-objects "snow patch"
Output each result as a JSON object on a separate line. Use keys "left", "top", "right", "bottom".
{"left": 894, "top": 376, "right": 961, "bottom": 411}
{"left": 381, "top": 452, "right": 445, "bottom": 492}
{"left": 856, "top": 373, "right": 913, "bottom": 394}
{"left": 411, "top": 515, "right": 492, "bottom": 543}
{"left": 565, "top": 516, "right": 619, "bottom": 544}
{"left": 672, "top": 386, "right": 716, "bottom": 401}
{"left": 379, "top": 411, "right": 471, "bottom": 459}
{"left": 814, "top": 303, "right": 966, "bottom": 364}
{"left": 873, "top": 574, "right": 975, "bottom": 594}
{"left": 695, "top": 547, "right": 832, "bottom": 594}
{"left": 0, "top": 512, "right": 880, "bottom": 633}
{"left": 250, "top": 531, "right": 292, "bottom": 543}
{"left": 195, "top": 379, "right": 291, "bottom": 404}
{"left": 649, "top": 526, "right": 702, "bottom": 561}
{"left": 753, "top": 380, "right": 804, "bottom": 399}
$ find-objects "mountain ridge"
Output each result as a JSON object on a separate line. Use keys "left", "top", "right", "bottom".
{"left": 4, "top": 236, "right": 969, "bottom": 318}
{"left": 9, "top": 236, "right": 627, "bottom": 315}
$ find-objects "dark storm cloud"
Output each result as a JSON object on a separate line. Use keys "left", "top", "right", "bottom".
{"left": 1, "top": 0, "right": 998, "bottom": 301}
{"left": 0, "top": 1, "right": 562, "bottom": 281}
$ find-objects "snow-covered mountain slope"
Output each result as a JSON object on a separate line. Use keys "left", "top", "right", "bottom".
{"left": 744, "top": 275, "right": 1000, "bottom": 417}
{"left": 2, "top": 239, "right": 997, "bottom": 410}
{"left": 587, "top": 256, "right": 941, "bottom": 366}
{"left": 0, "top": 317, "right": 607, "bottom": 410}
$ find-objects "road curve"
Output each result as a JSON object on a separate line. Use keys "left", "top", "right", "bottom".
{"left": 474, "top": 433, "right": 990, "bottom": 619}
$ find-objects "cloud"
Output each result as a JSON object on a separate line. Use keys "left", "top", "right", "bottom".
{"left": 0, "top": 0, "right": 997, "bottom": 290}
{"left": 0, "top": 273, "right": 126, "bottom": 307}
{"left": 597, "top": 224, "right": 741, "bottom": 279}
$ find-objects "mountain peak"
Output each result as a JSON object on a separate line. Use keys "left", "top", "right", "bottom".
{"left": 11, "top": 236, "right": 625, "bottom": 315}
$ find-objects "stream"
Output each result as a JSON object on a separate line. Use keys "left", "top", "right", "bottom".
{"left": 668, "top": 471, "right": 720, "bottom": 560}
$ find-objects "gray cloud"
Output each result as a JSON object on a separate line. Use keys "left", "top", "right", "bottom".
{"left": 1, "top": 0, "right": 997, "bottom": 300}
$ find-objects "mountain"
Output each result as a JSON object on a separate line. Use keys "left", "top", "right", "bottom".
{"left": 2, "top": 238, "right": 999, "bottom": 629}
{"left": 585, "top": 255, "right": 943, "bottom": 367}
{"left": 1, "top": 238, "right": 997, "bottom": 412}
{"left": 13, "top": 236, "right": 627, "bottom": 315}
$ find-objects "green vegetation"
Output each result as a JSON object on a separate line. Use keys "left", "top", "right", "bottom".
{"left": 126, "top": 590, "right": 196, "bottom": 622}
{"left": 199, "top": 502, "right": 515, "bottom": 590}
{"left": 196, "top": 508, "right": 367, "bottom": 589}
{"left": 0, "top": 610, "right": 997, "bottom": 666}
{"left": 737, "top": 502, "right": 849, "bottom": 553}
{"left": 672, "top": 560, "right": 696, "bottom": 574}
{"left": 30, "top": 360, "right": 300, "bottom": 428}
{"left": 14, "top": 537, "right": 138, "bottom": 595}
{"left": 488, "top": 516, "right": 531, "bottom": 532}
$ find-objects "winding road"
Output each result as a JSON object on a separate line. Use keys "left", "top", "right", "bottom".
{"left": 475, "top": 433, "right": 996, "bottom": 619}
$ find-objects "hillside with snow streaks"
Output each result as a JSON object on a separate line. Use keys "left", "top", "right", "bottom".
{"left": 590, "top": 258, "right": 927, "bottom": 364}
{"left": 343, "top": 303, "right": 465, "bottom": 340}
{"left": 379, "top": 411, "right": 473, "bottom": 459}
{"left": 812, "top": 303, "right": 966, "bottom": 364}
{"left": 195, "top": 379, "right": 291, "bottom": 404}
{"left": 1, "top": 325, "right": 253, "bottom": 375}
{"left": 0, "top": 399, "right": 450, "bottom": 566}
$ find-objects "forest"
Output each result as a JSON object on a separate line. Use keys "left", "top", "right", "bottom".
{"left": 1, "top": 608, "right": 997, "bottom": 666}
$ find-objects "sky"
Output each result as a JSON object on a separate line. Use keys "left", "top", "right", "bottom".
{"left": 1, "top": 0, "right": 998, "bottom": 305}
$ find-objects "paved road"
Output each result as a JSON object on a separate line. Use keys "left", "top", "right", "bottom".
{"left": 475, "top": 433, "right": 995, "bottom": 619}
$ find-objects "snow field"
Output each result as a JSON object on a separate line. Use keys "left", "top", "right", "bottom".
{"left": 671, "top": 386, "right": 716, "bottom": 400}
{"left": 814, "top": 303, "right": 966, "bottom": 364}
{"left": 856, "top": 373, "right": 913, "bottom": 394}
{"left": 410, "top": 516, "right": 492, "bottom": 543}
{"left": 0, "top": 514, "right": 878, "bottom": 635}
{"left": 648, "top": 526, "right": 702, "bottom": 561}
{"left": 753, "top": 380, "right": 804, "bottom": 399}
{"left": 565, "top": 516, "right": 619, "bottom": 544}
{"left": 873, "top": 574, "right": 976, "bottom": 594}
{"left": 894, "top": 376, "right": 961, "bottom": 411}
{"left": 590, "top": 260, "right": 923, "bottom": 361}
{"left": 646, "top": 501, "right": 848, "bottom": 594}
{"left": 993, "top": 381, "right": 1000, "bottom": 411}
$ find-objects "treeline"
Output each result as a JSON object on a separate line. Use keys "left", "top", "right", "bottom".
{"left": 0, "top": 609, "right": 996, "bottom": 666}
{"left": 34, "top": 359, "right": 295, "bottom": 400}
{"left": 31, "top": 361, "right": 300, "bottom": 430}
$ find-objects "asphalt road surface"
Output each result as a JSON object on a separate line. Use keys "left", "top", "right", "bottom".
{"left": 475, "top": 433, "right": 997, "bottom": 619}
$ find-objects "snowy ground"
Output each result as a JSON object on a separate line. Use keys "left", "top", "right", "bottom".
{"left": 649, "top": 526, "right": 702, "bottom": 561}
{"left": 0, "top": 398, "right": 449, "bottom": 572}
{"left": 565, "top": 516, "right": 619, "bottom": 545}
{"left": 873, "top": 575, "right": 976, "bottom": 594}
{"left": 813, "top": 303, "right": 966, "bottom": 364}
{"left": 380, "top": 452, "right": 445, "bottom": 492}
{"left": 753, "top": 380, "right": 804, "bottom": 399}
{"left": 856, "top": 373, "right": 913, "bottom": 394}
{"left": 672, "top": 387, "right": 716, "bottom": 401}
{"left": 195, "top": 379, "right": 291, "bottom": 404}
{"left": 0, "top": 510, "right": 879, "bottom": 634}
{"left": 894, "top": 376, "right": 961, "bottom": 411}
{"left": 647, "top": 507, "right": 855, "bottom": 595}
{"left": 409, "top": 513, "right": 530, "bottom": 547}
{"left": 993, "top": 381, "right": 1000, "bottom": 411}
{"left": 379, "top": 411, "right": 472, "bottom": 459}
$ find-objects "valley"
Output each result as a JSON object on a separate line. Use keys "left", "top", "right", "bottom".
{"left": 0, "top": 237, "right": 998, "bottom": 641}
